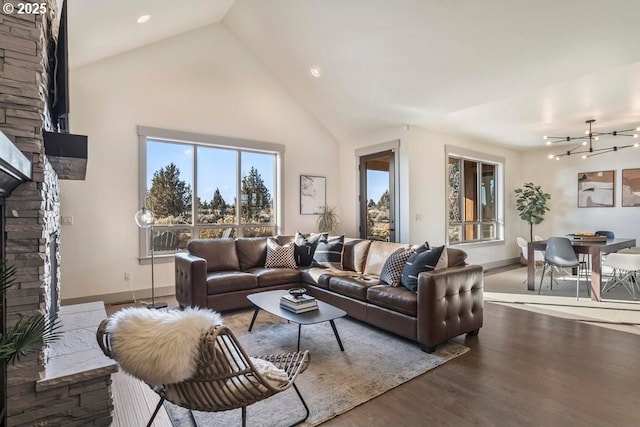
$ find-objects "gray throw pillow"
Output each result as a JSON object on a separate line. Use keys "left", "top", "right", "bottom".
{"left": 312, "top": 235, "right": 345, "bottom": 269}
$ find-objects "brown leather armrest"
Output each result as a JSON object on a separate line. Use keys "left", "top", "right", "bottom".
{"left": 416, "top": 264, "right": 484, "bottom": 348}
{"left": 175, "top": 252, "right": 207, "bottom": 308}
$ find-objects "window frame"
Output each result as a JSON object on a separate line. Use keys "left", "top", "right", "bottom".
{"left": 445, "top": 145, "right": 504, "bottom": 246}
{"left": 137, "top": 126, "right": 285, "bottom": 260}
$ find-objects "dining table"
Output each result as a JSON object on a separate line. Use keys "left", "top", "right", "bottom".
{"left": 527, "top": 237, "right": 637, "bottom": 301}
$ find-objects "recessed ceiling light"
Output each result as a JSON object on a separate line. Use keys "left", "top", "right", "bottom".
{"left": 310, "top": 67, "right": 321, "bottom": 78}
{"left": 137, "top": 14, "right": 151, "bottom": 24}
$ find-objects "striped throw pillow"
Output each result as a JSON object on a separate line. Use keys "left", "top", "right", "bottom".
{"left": 312, "top": 235, "right": 345, "bottom": 269}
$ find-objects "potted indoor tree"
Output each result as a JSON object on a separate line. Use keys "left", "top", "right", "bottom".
{"left": 514, "top": 182, "right": 551, "bottom": 242}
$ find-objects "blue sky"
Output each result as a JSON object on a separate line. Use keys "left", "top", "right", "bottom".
{"left": 367, "top": 170, "right": 388, "bottom": 203}
{"left": 147, "top": 139, "right": 388, "bottom": 205}
{"left": 147, "top": 140, "right": 274, "bottom": 205}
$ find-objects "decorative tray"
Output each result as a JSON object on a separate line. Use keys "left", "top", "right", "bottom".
{"left": 569, "top": 234, "right": 607, "bottom": 242}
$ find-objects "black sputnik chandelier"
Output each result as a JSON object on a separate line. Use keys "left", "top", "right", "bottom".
{"left": 545, "top": 119, "right": 640, "bottom": 160}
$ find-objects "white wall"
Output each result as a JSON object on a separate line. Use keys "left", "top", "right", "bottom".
{"left": 340, "top": 125, "right": 524, "bottom": 266}
{"left": 521, "top": 147, "right": 640, "bottom": 243}
{"left": 63, "top": 24, "right": 340, "bottom": 301}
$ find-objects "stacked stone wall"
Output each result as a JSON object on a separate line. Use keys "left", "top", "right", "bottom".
{"left": 1, "top": 2, "right": 113, "bottom": 425}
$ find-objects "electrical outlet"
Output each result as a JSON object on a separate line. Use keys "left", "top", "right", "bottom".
{"left": 124, "top": 272, "right": 131, "bottom": 281}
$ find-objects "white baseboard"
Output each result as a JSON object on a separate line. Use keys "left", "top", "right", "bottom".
{"left": 62, "top": 285, "right": 175, "bottom": 306}
{"left": 482, "top": 257, "right": 521, "bottom": 271}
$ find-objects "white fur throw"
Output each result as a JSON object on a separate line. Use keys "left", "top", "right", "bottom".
{"left": 106, "top": 307, "right": 223, "bottom": 385}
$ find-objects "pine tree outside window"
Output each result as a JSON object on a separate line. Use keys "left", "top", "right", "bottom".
{"left": 138, "top": 127, "right": 283, "bottom": 259}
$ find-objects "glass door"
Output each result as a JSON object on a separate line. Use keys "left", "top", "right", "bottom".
{"left": 359, "top": 150, "right": 396, "bottom": 242}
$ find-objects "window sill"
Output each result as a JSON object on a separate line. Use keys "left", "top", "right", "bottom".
{"left": 137, "top": 253, "right": 178, "bottom": 265}
{"left": 448, "top": 239, "right": 504, "bottom": 249}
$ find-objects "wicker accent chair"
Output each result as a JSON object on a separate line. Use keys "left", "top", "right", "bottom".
{"left": 97, "top": 319, "right": 310, "bottom": 427}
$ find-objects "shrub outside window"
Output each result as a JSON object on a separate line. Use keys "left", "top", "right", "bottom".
{"left": 138, "top": 127, "right": 283, "bottom": 257}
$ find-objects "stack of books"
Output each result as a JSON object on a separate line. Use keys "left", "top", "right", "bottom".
{"left": 280, "top": 293, "right": 318, "bottom": 313}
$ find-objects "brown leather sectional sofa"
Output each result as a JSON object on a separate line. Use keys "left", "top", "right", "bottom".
{"left": 175, "top": 236, "right": 484, "bottom": 353}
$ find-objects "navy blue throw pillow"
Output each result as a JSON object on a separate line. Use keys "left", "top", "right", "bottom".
{"left": 400, "top": 245, "right": 445, "bottom": 292}
{"left": 294, "top": 232, "right": 326, "bottom": 266}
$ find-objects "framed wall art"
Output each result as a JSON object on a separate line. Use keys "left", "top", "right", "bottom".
{"left": 622, "top": 168, "right": 640, "bottom": 207}
{"left": 577, "top": 170, "right": 615, "bottom": 208}
{"left": 300, "top": 175, "right": 326, "bottom": 214}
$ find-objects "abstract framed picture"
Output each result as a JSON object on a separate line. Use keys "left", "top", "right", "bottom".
{"left": 622, "top": 168, "right": 640, "bottom": 207}
{"left": 577, "top": 170, "right": 615, "bottom": 208}
{"left": 300, "top": 175, "right": 326, "bottom": 214}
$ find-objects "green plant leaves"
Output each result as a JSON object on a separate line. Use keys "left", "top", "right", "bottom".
{"left": 514, "top": 182, "right": 551, "bottom": 241}
{"left": 317, "top": 205, "right": 340, "bottom": 234}
{"left": 0, "top": 260, "right": 62, "bottom": 365}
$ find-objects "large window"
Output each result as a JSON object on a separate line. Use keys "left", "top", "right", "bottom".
{"left": 138, "top": 127, "right": 283, "bottom": 257}
{"left": 446, "top": 146, "right": 503, "bottom": 245}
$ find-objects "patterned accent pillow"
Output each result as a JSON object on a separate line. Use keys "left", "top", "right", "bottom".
{"left": 294, "top": 232, "right": 327, "bottom": 266}
{"left": 265, "top": 238, "right": 297, "bottom": 269}
{"left": 400, "top": 245, "right": 446, "bottom": 292}
{"left": 379, "top": 247, "right": 416, "bottom": 287}
{"left": 312, "top": 235, "right": 345, "bottom": 269}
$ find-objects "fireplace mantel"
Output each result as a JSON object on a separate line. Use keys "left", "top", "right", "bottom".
{"left": 0, "top": 130, "right": 32, "bottom": 197}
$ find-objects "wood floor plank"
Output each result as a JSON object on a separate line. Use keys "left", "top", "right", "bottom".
{"left": 106, "top": 297, "right": 640, "bottom": 426}
{"left": 321, "top": 302, "right": 640, "bottom": 427}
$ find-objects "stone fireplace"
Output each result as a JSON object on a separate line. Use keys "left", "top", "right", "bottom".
{"left": 1, "top": 1, "right": 114, "bottom": 425}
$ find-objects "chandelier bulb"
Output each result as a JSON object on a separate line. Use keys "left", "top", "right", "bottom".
{"left": 545, "top": 119, "right": 636, "bottom": 159}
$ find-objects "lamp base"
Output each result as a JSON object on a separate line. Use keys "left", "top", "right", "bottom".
{"left": 147, "top": 302, "right": 168, "bottom": 309}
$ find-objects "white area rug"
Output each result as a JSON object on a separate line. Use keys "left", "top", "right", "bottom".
{"left": 484, "top": 266, "right": 640, "bottom": 335}
{"left": 165, "top": 309, "right": 468, "bottom": 426}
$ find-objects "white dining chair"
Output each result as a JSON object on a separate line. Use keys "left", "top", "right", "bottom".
{"left": 517, "top": 237, "right": 548, "bottom": 286}
{"left": 601, "top": 252, "right": 640, "bottom": 300}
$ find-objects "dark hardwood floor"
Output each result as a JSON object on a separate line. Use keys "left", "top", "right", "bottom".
{"left": 322, "top": 302, "right": 640, "bottom": 427}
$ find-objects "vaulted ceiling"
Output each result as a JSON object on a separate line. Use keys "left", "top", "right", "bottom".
{"left": 67, "top": 0, "right": 640, "bottom": 150}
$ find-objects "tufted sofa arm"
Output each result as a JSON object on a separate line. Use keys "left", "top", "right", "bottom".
{"left": 416, "top": 264, "right": 484, "bottom": 353}
{"left": 175, "top": 252, "right": 208, "bottom": 308}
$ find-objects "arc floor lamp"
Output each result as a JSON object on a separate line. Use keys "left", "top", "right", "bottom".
{"left": 135, "top": 207, "right": 168, "bottom": 309}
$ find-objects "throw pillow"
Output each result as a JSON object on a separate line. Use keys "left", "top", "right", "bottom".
{"left": 294, "top": 232, "right": 327, "bottom": 266}
{"left": 379, "top": 247, "right": 416, "bottom": 287}
{"left": 265, "top": 238, "right": 297, "bottom": 269}
{"left": 413, "top": 241, "right": 430, "bottom": 253}
{"left": 249, "top": 356, "right": 289, "bottom": 386}
{"left": 400, "top": 245, "right": 446, "bottom": 292}
{"left": 312, "top": 235, "right": 345, "bottom": 269}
